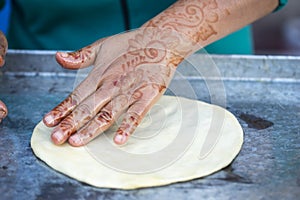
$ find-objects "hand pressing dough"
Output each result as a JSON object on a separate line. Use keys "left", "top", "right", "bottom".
{"left": 31, "top": 95, "right": 243, "bottom": 189}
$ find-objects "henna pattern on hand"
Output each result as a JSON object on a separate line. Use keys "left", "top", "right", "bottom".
{"left": 45, "top": 0, "right": 278, "bottom": 146}
{"left": 102, "top": 28, "right": 180, "bottom": 97}
{"left": 46, "top": 27, "right": 184, "bottom": 145}
{"left": 45, "top": 20, "right": 196, "bottom": 146}
{"left": 68, "top": 47, "right": 92, "bottom": 61}
{"left": 144, "top": 0, "right": 222, "bottom": 43}
{"left": 114, "top": 112, "right": 141, "bottom": 144}
{"left": 44, "top": 94, "right": 79, "bottom": 126}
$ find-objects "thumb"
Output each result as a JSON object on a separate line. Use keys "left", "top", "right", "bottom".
{"left": 56, "top": 38, "right": 106, "bottom": 70}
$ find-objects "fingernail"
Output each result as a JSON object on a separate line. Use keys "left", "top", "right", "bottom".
{"left": 69, "top": 134, "right": 83, "bottom": 147}
{"left": 114, "top": 134, "right": 128, "bottom": 145}
{"left": 51, "top": 128, "right": 66, "bottom": 145}
{"left": 43, "top": 113, "right": 56, "bottom": 127}
{"left": 59, "top": 52, "right": 69, "bottom": 58}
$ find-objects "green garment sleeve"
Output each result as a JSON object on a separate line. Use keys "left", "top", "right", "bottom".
{"left": 0, "top": 0, "right": 5, "bottom": 10}
{"left": 274, "top": 0, "right": 288, "bottom": 11}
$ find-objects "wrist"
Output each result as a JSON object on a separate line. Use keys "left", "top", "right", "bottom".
{"left": 141, "top": 0, "right": 216, "bottom": 52}
{"left": 136, "top": 26, "right": 196, "bottom": 67}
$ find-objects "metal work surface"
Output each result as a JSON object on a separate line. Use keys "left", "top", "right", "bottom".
{"left": 0, "top": 50, "right": 299, "bottom": 199}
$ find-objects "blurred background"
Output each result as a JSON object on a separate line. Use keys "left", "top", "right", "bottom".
{"left": 0, "top": 0, "right": 10, "bottom": 34}
{"left": 252, "top": 0, "right": 300, "bottom": 56}
{"left": 1, "top": 0, "right": 299, "bottom": 55}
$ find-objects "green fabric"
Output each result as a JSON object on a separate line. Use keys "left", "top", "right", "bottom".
{"left": 127, "top": 0, "right": 175, "bottom": 29}
{"left": 8, "top": 0, "right": 125, "bottom": 50}
{"left": 205, "top": 26, "right": 253, "bottom": 54}
{"left": 7, "top": 0, "right": 287, "bottom": 54}
{"left": 275, "top": 0, "right": 288, "bottom": 11}
{"left": 0, "top": 0, "right": 5, "bottom": 10}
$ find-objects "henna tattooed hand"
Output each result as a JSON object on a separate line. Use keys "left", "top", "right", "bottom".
{"left": 0, "top": 31, "right": 8, "bottom": 123}
{"left": 42, "top": 0, "right": 276, "bottom": 146}
{"left": 43, "top": 28, "right": 193, "bottom": 146}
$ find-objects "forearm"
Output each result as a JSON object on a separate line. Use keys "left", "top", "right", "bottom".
{"left": 142, "top": 0, "right": 278, "bottom": 54}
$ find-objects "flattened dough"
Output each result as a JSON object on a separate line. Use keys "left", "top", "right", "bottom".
{"left": 31, "top": 95, "right": 243, "bottom": 189}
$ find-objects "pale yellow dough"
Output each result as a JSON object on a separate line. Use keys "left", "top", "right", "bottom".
{"left": 31, "top": 95, "right": 243, "bottom": 189}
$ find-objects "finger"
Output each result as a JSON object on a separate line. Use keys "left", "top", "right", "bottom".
{"left": 0, "top": 100, "right": 8, "bottom": 123}
{"left": 113, "top": 88, "right": 162, "bottom": 145}
{"left": 68, "top": 94, "right": 130, "bottom": 146}
{"left": 50, "top": 88, "right": 112, "bottom": 145}
{"left": 68, "top": 109, "right": 114, "bottom": 147}
{"left": 43, "top": 92, "right": 80, "bottom": 127}
{"left": 43, "top": 67, "right": 109, "bottom": 127}
{"left": 56, "top": 38, "right": 106, "bottom": 70}
{"left": 69, "top": 86, "right": 145, "bottom": 146}
{"left": 0, "top": 31, "right": 8, "bottom": 67}
{"left": 113, "top": 111, "right": 142, "bottom": 145}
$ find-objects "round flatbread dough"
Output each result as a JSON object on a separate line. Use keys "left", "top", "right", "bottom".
{"left": 31, "top": 95, "right": 243, "bottom": 189}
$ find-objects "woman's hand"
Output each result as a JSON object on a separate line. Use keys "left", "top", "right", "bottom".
{"left": 43, "top": 0, "right": 279, "bottom": 147}
{"left": 0, "top": 31, "right": 8, "bottom": 123}
{"left": 43, "top": 28, "right": 192, "bottom": 146}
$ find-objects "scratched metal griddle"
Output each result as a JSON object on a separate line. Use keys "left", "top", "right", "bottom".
{"left": 0, "top": 50, "right": 299, "bottom": 199}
